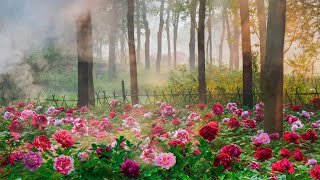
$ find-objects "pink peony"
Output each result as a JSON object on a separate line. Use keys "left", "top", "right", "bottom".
{"left": 72, "top": 119, "right": 89, "bottom": 137}
{"left": 154, "top": 153, "right": 176, "bottom": 169}
{"left": 20, "top": 110, "right": 36, "bottom": 120}
{"left": 212, "top": 104, "right": 224, "bottom": 115}
{"left": 140, "top": 146, "right": 157, "bottom": 163}
{"left": 256, "top": 133, "right": 270, "bottom": 144}
{"left": 54, "top": 155, "right": 74, "bottom": 175}
{"left": 122, "top": 117, "right": 139, "bottom": 128}
{"left": 187, "top": 112, "right": 200, "bottom": 121}
{"left": 31, "top": 115, "right": 49, "bottom": 130}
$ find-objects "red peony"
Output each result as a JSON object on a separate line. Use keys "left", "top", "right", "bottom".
{"left": 242, "top": 119, "right": 256, "bottom": 129}
{"left": 203, "top": 112, "right": 213, "bottom": 120}
{"left": 150, "top": 124, "right": 166, "bottom": 135}
{"left": 108, "top": 109, "right": 117, "bottom": 118}
{"left": 282, "top": 131, "right": 300, "bottom": 144}
{"left": 293, "top": 148, "right": 304, "bottom": 161}
{"left": 220, "top": 144, "right": 243, "bottom": 158}
{"left": 272, "top": 159, "right": 294, "bottom": 174}
{"left": 268, "top": 133, "right": 280, "bottom": 140}
{"left": 53, "top": 130, "right": 75, "bottom": 148}
{"left": 123, "top": 104, "right": 132, "bottom": 112}
{"left": 33, "top": 136, "right": 51, "bottom": 152}
{"left": 197, "top": 104, "right": 207, "bottom": 110}
{"left": 199, "top": 121, "right": 220, "bottom": 142}
{"left": 290, "top": 104, "right": 302, "bottom": 111}
{"left": 31, "top": 115, "right": 49, "bottom": 130}
{"left": 227, "top": 118, "right": 240, "bottom": 130}
{"left": 310, "top": 165, "right": 320, "bottom": 179}
{"left": 301, "top": 129, "right": 318, "bottom": 142}
{"left": 171, "top": 118, "right": 181, "bottom": 125}
{"left": 280, "top": 148, "right": 291, "bottom": 159}
{"left": 168, "top": 139, "right": 186, "bottom": 147}
{"left": 8, "top": 120, "right": 24, "bottom": 133}
{"left": 212, "top": 104, "right": 224, "bottom": 115}
{"left": 214, "top": 153, "right": 232, "bottom": 170}
{"left": 253, "top": 147, "right": 272, "bottom": 161}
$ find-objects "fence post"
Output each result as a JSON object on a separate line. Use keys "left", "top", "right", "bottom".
{"left": 121, "top": 80, "right": 126, "bottom": 103}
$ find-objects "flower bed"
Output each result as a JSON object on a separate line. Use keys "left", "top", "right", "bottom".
{"left": 1, "top": 100, "right": 320, "bottom": 179}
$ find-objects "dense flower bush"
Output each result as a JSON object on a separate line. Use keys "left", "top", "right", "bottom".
{"left": 0, "top": 100, "right": 320, "bottom": 179}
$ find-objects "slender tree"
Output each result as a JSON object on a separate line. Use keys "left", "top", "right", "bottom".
{"left": 189, "top": 0, "right": 197, "bottom": 70}
{"left": 218, "top": 6, "right": 226, "bottom": 66}
{"left": 136, "top": 0, "right": 141, "bottom": 64}
{"left": 76, "top": 8, "right": 95, "bottom": 107}
{"left": 225, "top": 11, "right": 234, "bottom": 70}
{"left": 256, "top": 0, "right": 267, "bottom": 94}
{"left": 264, "top": 0, "right": 286, "bottom": 135}
{"left": 172, "top": 1, "right": 181, "bottom": 68}
{"left": 156, "top": 0, "right": 165, "bottom": 73}
{"left": 239, "top": 0, "right": 253, "bottom": 108}
{"left": 108, "top": 0, "right": 119, "bottom": 81}
{"left": 142, "top": 0, "right": 150, "bottom": 70}
{"left": 166, "top": 2, "right": 172, "bottom": 66}
{"left": 127, "top": 0, "right": 139, "bottom": 105}
{"left": 198, "top": 0, "right": 206, "bottom": 104}
{"left": 233, "top": 8, "right": 240, "bottom": 70}
{"left": 208, "top": 2, "right": 213, "bottom": 65}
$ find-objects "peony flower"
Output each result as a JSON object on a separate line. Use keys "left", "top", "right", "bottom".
{"left": 308, "top": 158, "right": 317, "bottom": 166}
{"left": 33, "top": 136, "right": 51, "bottom": 152}
{"left": 35, "top": 106, "right": 43, "bottom": 111}
{"left": 121, "top": 159, "right": 140, "bottom": 179}
{"left": 310, "top": 165, "right": 320, "bottom": 179}
{"left": 188, "top": 112, "right": 201, "bottom": 121}
{"left": 268, "top": 133, "right": 280, "bottom": 140}
{"left": 122, "top": 117, "right": 139, "bottom": 128}
{"left": 77, "top": 152, "right": 90, "bottom": 162}
{"left": 9, "top": 120, "right": 24, "bottom": 133}
{"left": 227, "top": 118, "right": 240, "bottom": 130}
{"left": 98, "top": 118, "right": 113, "bottom": 132}
{"left": 287, "top": 116, "right": 299, "bottom": 124}
{"left": 140, "top": 146, "right": 157, "bottom": 163}
{"left": 214, "top": 153, "right": 232, "bottom": 170}
{"left": 54, "top": 155, "right": 74, "bottom": 175}
{"left": 293, "top": 148, "right": 304, "bottom": 161}
{"left": 249, "top": 161, "right": 260, "bottom": 171}
{"left": 212, "top": 104, "right": 224, "bottom": 115}
{"left": 161, "top": 105, "right": 176, "bottom": 117}
{"left": 72, "top": 119, "right": 88, "bottom": 137}
{"left": 301, "top": 110, "right": 312, "bottom": 120}
{"left": 283, "top": 131, "right": 300, "bottom": 144}
{"left": 96, "top": 146, "right": 112, "bottom": 159}
{"left": 168, "top": 139, "right": 186, "bottom": 147}
{"left": 3, "top": 111, "right": 12, "bottom": 119}
{"left": 226, "top": 102, "right": 238, "bottom": 114}
{"left": 220, "top": 144, "right": 242, "bottom": 158}
{"left": 52, "top": 130, "right": 75, "bottom": 148}
{"left": 20, "top": 110, "right": 36, "bottom": 120}
{"left": 23, "top": 152, "right": 42, "bottom": 171}
{"left": 171, "top": 118, "right": 181, "bottom": 125}
{"left": 143, "top": 112, "right": 153, "bottom": 118}
{"left": 31, "top": 115, "right": 49, "bottom": 130}
{"left": 280, "top": 148, "right": 291, "bottom": 159}
{"left": 222, "top": 118, "right": 230, "bottom": 123}
{"left": 172, "top": 129, "right": 190, "bottom": 142}
{"left": 199, "top": 121, "right": 220, "bottom": 142}
{"left": 256, "top": 133, "right": 270, "bottom": 144}
{"left": 241, "top": 111, "right": 251, "bottom": 119}
{"left": 242, "top": 119, "right": 257, "bottom": 129}
{"left": 253, "top": 147, "right": 272, "bottom": 161}
{"left": 254, "top": 102, "right": 264, "bottom": 122}
{"left": 150, "top": 123, "right": 166, "bottom": 135}
{"left": 110, "top": 99, "right": 119, "bottom": 107}
{"left": 301, "top": 129, "right": 318, "bottom": 142}
{"left": 154, "top": 153, "right": 176, "bottom": 169}
{"left": 272, "top": 159, "right": 294, "bottom": 174}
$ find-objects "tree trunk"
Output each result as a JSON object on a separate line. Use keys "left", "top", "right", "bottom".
{"left": 156, "top": 0, "right": 165, "bottom": 73}
{"left": 166, "top": 4, "right": 172, "bottom": 66}
{"left": 239, "top": 0, "right": 253, "bottom": 108}
{"left": 120, "top": 33, "right": 126, "bottom": 65}
{"left": 173, "top": 11, "right": 180, "bottom": 68}
{"left": 127, "top": 0, "right": 139, "bottom": 105}
{"left": 76, "top": 9, "right": 95, "bottom": 107}
{"left": 136, "top": 0, "right": 141, "bottom": 64}
{"left": 256, "top": 0, "right": 267, "bottom": 94}
{"left": 142, "top": 0, "right": 150, "bottom": 70}
{"left": 198, "top": 0, "right": 207, "bottom": 104}
{"left": 108, "top": 0, "right": 119, "bottom": 81}
{"left": 233, "top": 9, "right": 240, "bottom": 70}
{"left": 189, "top": 0, "right": 197, "bottom": 70}
{"left": 225, "top": 13, "right": 234, "bottom": 70}
{"left": 218, "top": 6, "right": 226, "bottom": 66}
{"left": 209, "top": 5, "right": 213, "bottom": 65}
{"left": 264, "top": 0, "right": 286, "bottom": 135}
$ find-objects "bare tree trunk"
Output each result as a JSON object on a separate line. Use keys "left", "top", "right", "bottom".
{"left": 166, "top": 3, "right": 172, "bottom": 66}
{"left": 198, "top": 0, "right": 207, "bottom": 104}
{"left": 209, "top": 5, "right": 213, "bottom": 65}
{"left": 256, "top": 0, "right": 267, "bottom": 94}
{"left": 142, "top": 0, "right": 150, "bottom": 70}
{"left": 264, "top": 0, "right": 286, "bottom": 135}
{"left": 76, "top": 9, "right": 95, "bottom": 107}
{"left": 156, "top": 0, "right": 165, "bottom": 73}
{"left": 108, "top": 0, "right": 119, "bottom": 81}
{"left": 127, "top": 0, "right": 139, "bottom": 105}
{"left": 233, "top": 9, "right": 240, "bottom": 70}
{"left": 239, "top": 0, "right": 253, "bottom": 108}
{"left": 120, "top": 35, "right": 126, "bottom": 65}
{"left": 173, "top": 11, "right": 180, "bottom": 68}
{"left": 225, "top": 13, "right": 234, "bottom": 70}
{"left": 218, "top": 6, "right": 226, "bottom": 66}
{"left": 189, "top": 0, "right": 197, "bottom": 70}
{"left": 136, "top": 0, "right": 141, "bottom": 64}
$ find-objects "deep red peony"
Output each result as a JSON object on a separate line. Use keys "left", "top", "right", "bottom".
{"left": 293, "top": 148, "right": 304, "bottom": 161}
{"left": 241, "top": 119, "right": 257, "bottom": 129}
{"left": 301, "top": 129, "right": 318, "bottom": 142}
{"left": 279, "top": 148, "right": 291, "bottom": 159}
{"left": 199, "top": 121, "right": 220, "bottom": 142}
{"left": 33, "top": 136, "right": 51, "bottom": 152}
{"left": 31, "top": 115, "right": 49, "bottom": 130}
{"left": 220, "top": 144, "right": 243, "bottom": 158}
{"left": 310, "top": 165, "right": 320, "bottom": 179}
{"left": 282, "top": 131, "right": 300, "bottom": 144}
{"left": 227, "top": 118, "right": 240, "bottom": 130}
{"left": 253, "top": 147, "right": 272, "bottom": 161}
{"left": 214, "top": 153, "right": 232, "bottom": 170}
{"left": 272, "top": 159, "right": 294, "bottom": 174}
